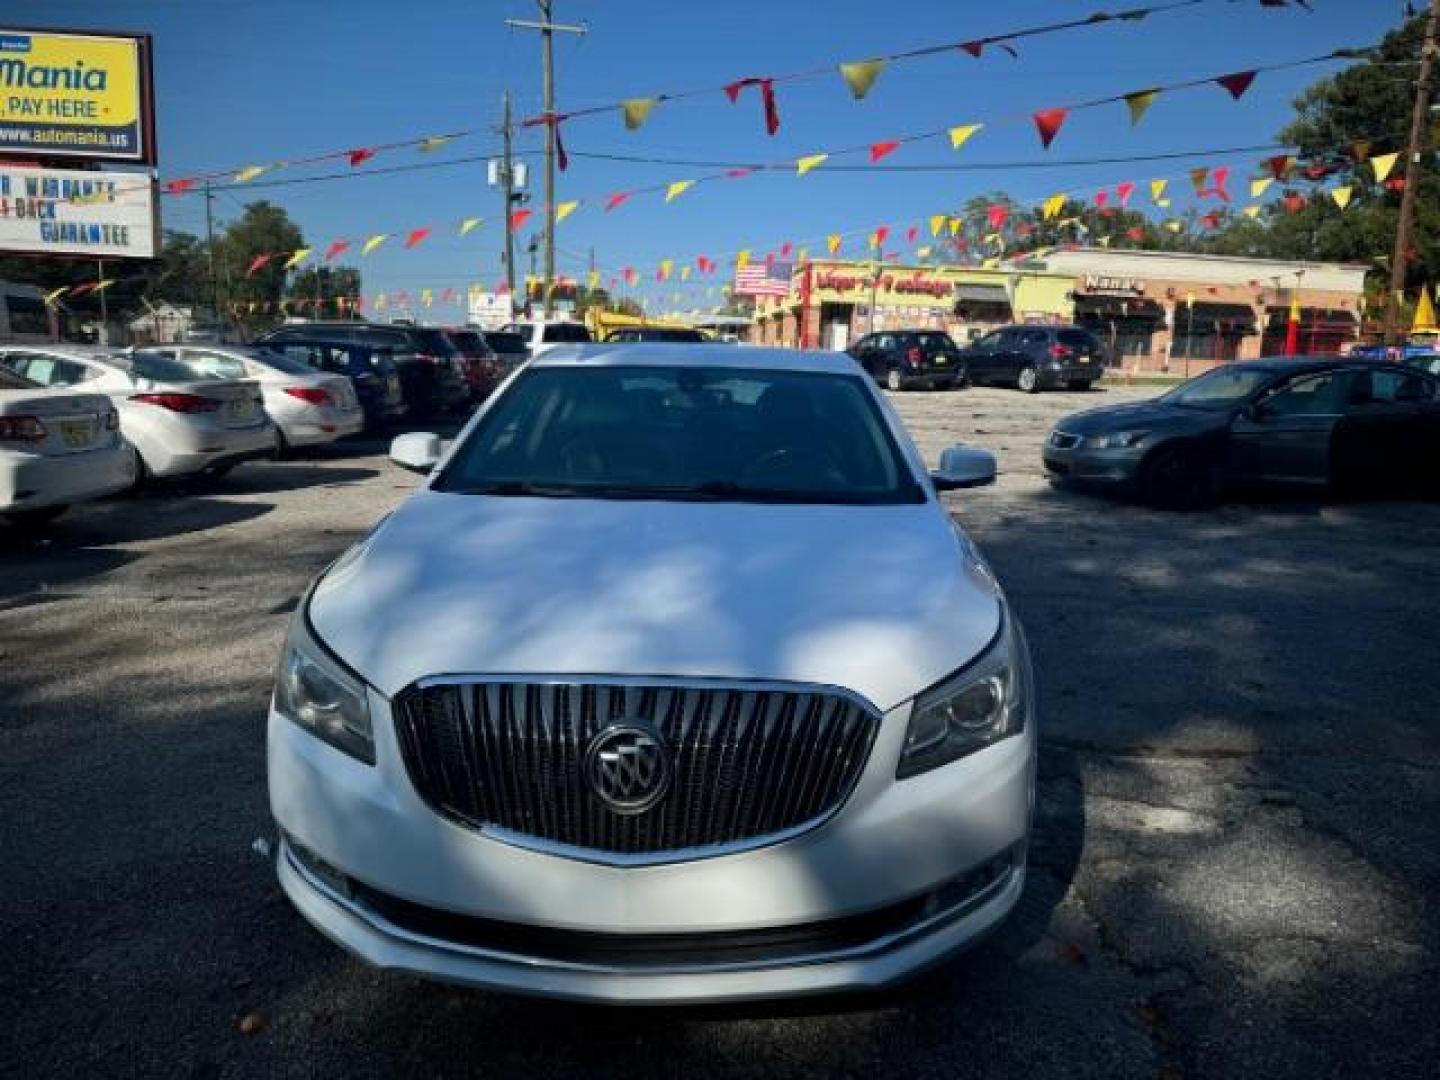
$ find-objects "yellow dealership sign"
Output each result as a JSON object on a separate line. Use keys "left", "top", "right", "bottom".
{"left": 0, "top": 28, "right": 151, "bottom": 162}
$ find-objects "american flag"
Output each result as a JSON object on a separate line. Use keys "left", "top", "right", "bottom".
{"left": 733, "top": 260, "right": 793, "bottom": 297}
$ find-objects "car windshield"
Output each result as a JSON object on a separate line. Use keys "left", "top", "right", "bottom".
{"left": 912, "top": 332, "right": 958, "bottom": 355}
{"left": 1161, "top": 366, "right": 1275, "bottom": 409}
{"left": 0, "top": 365, "right": 40, "bottom": 389}
{"left": 485, "top": 332, "right": 527, "bottom": 352}
{"left": 249, "top": 348, "right": 321, "bottom": 376}
{"left": 447, "top": 331, "right": 489, "bottom": 353}
{"left": 126, "top": 352, "right": 217, "bottom": 384}
{"left": 435, "top": 365, "right": 923, "bottom": 504}
{"left": 413, "top": 329, "right": 457, "bottom": 356}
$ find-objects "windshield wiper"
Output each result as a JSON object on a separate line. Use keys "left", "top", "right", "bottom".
{"left": 449, "top": 480, "right": 584, "bottom": 497}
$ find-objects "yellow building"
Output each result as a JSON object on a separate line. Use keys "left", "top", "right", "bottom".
{"left": 749, "top": 260, "right": 1075, "bottom": 350}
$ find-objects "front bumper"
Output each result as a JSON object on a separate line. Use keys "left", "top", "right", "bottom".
{"left": 268, "top": 686, "right": 1035, "bottom": 1003}
{"left": 1042, "top": 441, "right": 1145, "bottom": 486}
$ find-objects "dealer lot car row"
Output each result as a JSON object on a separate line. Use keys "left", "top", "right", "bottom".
{"left": 847, "top": 324, "right": 1106, "bottom": 393}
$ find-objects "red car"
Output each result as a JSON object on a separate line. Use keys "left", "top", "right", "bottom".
{"left": 444, "top": 328, "right": 506, "bottom": 403}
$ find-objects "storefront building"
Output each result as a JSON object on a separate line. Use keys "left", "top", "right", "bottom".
{"left": 747, "top": 250, "right": 1367, "bottom": 373}
{"left": 1033, "top": 249, "right": 1368, "bottom": 373}
{"left": 750, "top": 261, "right": 1075, "bottom": 351}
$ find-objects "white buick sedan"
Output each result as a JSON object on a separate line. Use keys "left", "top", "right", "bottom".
{"left": 0, "top": 345, "right": 274, "bottom": 481}
{"left": 268, "top": 344, "right": 1034, "bottom": 1004}
{"left": 1, "top": 364, "right": 137, "bottom": 526}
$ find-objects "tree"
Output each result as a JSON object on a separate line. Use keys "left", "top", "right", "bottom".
{"left": 216, "top": 201, "right": 304, "bottom": 317}
{"left": 287, "top": 265, "right": 362, "bottom": 306}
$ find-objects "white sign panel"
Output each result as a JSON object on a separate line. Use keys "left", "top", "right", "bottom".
{"left": 0, "top": 164, "right": 158, "bottom": 258}
{"left": 467, "top": 290, "right": 513, "bottom": 330}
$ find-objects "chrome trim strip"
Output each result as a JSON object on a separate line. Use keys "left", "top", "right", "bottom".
{"left": 410, "top": 672, "right": 884, "bottom": 718}
{"left": 283, "top": 839, "right": 1017, "bottom": 978}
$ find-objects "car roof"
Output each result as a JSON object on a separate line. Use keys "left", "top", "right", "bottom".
{"left": 0, "top": 343, "right": 126, "bottom": 363}
{"left": 530, "top": 344, "right": 861, "bottom": 374}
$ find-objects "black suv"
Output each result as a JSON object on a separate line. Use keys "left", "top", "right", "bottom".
{"left": 255, "top": 321, "right": 469, "bottom": 417}
{"left": 846, "top": 330, "right": 964, "bottom": 391}
{"left": 961, "top": 324, "right": 1105, "bottom": 392}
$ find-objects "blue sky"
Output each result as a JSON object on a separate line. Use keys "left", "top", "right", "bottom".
{"left": 14, "top": 0, "right": 1408, "bottom": 312}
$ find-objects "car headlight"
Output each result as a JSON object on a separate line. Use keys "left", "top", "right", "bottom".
{"left": 897, "top": 610, "right": 1026, "bottom": 779}
{"left": 1086, "top": 430, "right": 1149, "bottom": 449}
{"left": 273, "top": 597, "right": 375, "bottom": 764}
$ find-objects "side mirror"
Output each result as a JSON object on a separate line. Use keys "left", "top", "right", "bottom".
{"left": 931, "top": 445, "right": 997, "bottom": 491}
{"left": 390, "top": 432, "right": 442, "bottom": 473}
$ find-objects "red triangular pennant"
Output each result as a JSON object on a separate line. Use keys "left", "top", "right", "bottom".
{"left": 987, "top": 204, "right": 1009, "bottom": 229}
{"left": 724, "top": 77, "right": 780, "bottom": 136}
{"left": 869, "top": 140, "right": 900, "bottom": 163}
{"left": 347, "top": 147, "right": 376, "bottom": 167}
{"left": 509, "top": 208, "right": 533, "bottom": 230}
{"left": 1216, "top": 71, "right": 1257, "bottom": 100}
{"left": 245, "top": 254, "right": 274, "bottom": 277}
{"left": 604, "top": 191, "right": 632, "bottom": 211}
{"left": 323, "top": 240, "right": 351, "bottom": 261}
{"left": 959, "top": 41, "right": 983, "bottom": 58}
{"left": 1033, "top": 108, "right": 1068, "bottom": 150}
{"left": 1116, "top": 181, "right": 1135, "bottom": 206}
{"left": 404, "top": 227, "right": 431, "bottom": 249}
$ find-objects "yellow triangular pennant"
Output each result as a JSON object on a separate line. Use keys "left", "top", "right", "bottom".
{"left": 587, "top": 270, "right": 600, "bottom": 289}
{"left": 234, "top": 165, "right": 267, "bottom": 183}
{"left": 796, "top": 153, "right": 828, "bottom": 176}
{"left": 555, "top": 200, "right": 580, "bottom": 222}
{"left": 418, "top": 136, "right": 452, "bottom": 153}
{"left": 1042, "top": 193, "right": 1066, "bottom": 221}
{"left": 1243, "top": 204, "right": 1262, "bottom": 219}
{"left": 827, "top": 233, "right": 842, "bottom": 254}
{"left": 458, "top": 217, "right": 481, "bottom": 236}
{"left": 664, "top": 180, "right": 693, "bottom": 203}
{"left": 736, "top": 249, "right": 750, "bottom": 271}
{"left": 947, "top": 217, "right": 961, "bottom": 236}
{"left": 1164, "top": 219, "right": 1183, "bottom": 234}
{"left": 621, "top": 97, "right": 659, "bottom": 130}
{"left": 1371, "top": 152, "right": 1399, "bottom": 183}
{"left": 1250, "top": 176, "right": 1274, "bottom": 199}
{"left": 361, "top": 234, "right": 388, "bottom": 255}
{"left": 928, "top": 214, "right": 946, "bottom": 237}
{"left": 839, "top": 59, "right": 886, "bottom": 100}
{"left": 1331, "top": 186, "right": 1354, "bottom": 210}
{"left": 948, "top": 123, "right": 982, "bottom": 151}
{"left": 283, "top": 248, "right": 312, "bottom": 269}
{"left": 1124, "top": 89, "right": 1160, "bottom": 127}
{"left": 1150, "top": 179, "right": 1169, "bottom": 203}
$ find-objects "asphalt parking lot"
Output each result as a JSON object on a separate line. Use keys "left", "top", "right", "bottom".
{"left": 3, "top": 382, "right": 1437, "bottom": 1079}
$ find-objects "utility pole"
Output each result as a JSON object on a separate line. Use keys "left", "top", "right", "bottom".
{"left": 203, "top": 179, "right": 219, "bottom": 324}
{"left": 1384, "top": 0, "right": 1440, "bottom": 347}
{"left": 506, "top": 3, "right": 585, "bottom": 321}
{"left": 501, "top": 91, "right": 518, "bottom": 307}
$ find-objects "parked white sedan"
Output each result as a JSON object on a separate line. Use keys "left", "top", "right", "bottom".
{"left": 1, "top": 364, "right": 137, "bottom": 525}
{"left": 153, "top": 346, "right": 363, "bottom": 454}
{"left": 0, "top": 345, "right": 274, "bottom": 481}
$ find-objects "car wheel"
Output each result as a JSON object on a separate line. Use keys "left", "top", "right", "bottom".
{"left": 887, "top": 369, "right": 904, "bottom": 392}
{"left": 1017, "top": 366, "right": 1040, "bottom": 393}
{"left": 1142, "top": 444, "right": 1215, "bottom": 511}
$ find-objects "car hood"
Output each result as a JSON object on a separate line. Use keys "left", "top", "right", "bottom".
{"left": 1054, "top": 398, "right": 1227, "bottom": 437}
{"left": 309, "top": 491, "right": 1003, "bottom": 712}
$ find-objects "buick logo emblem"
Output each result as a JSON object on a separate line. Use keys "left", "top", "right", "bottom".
{"left": 585, "top": 724, "right": 672, "bottom": 814}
